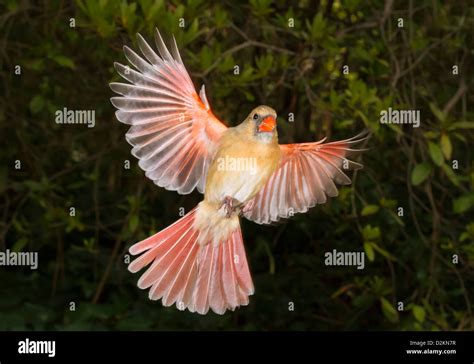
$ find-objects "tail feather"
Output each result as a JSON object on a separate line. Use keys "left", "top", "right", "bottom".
{"left": 209, "top": 244, "right": 226, "bottom": 314}
{"left": 178, "top": 253, "right": 199, "bottom": 309}
{"left": 136, "top": 222, "right": 194, "bottom": 289}
{"left": 237, "top": 285, "right": 249, "bottom": 306}
{"left": 190, "top": 243, "right": 213, "bottom": 314}
{"left": 129, "top": 209, "right": 197, "bottom": 255}
{"left": 128, "top": 203, "right": 254, "bottom": 314}
{"left": 222, "top": 237, "right": 239, "bottom": 309}
{"left": 232, "top": 229, "right": 255, "bottom": 295}
{"left": 128, "top": 208, "right": 197, "bottom": 273}
{"left": 147, "top": 228, "right": 196, "bottom": 300}
{"left": 161, "top": 231, "right": 199, "bottom": 307}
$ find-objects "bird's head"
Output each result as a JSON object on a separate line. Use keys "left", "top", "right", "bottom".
{"left": 246, "top": 105, "right": 277, "bottom": 138}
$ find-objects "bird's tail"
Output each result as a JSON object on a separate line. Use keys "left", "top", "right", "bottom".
{"left": 128, "top": 201, "right": 254, "bottom": 315}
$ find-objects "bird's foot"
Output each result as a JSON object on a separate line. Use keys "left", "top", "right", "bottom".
{"left": 220, "top": 196, "right": 239, "bottom": 218}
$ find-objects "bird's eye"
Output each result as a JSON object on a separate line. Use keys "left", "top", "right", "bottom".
{"left": 253, "top": 113, "right": 259, "bottom": 120}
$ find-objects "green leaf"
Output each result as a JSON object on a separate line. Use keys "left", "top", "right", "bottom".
{"left": 440, "top": 134, "right": 452, "bottom": 160}
{"left": 12, "top": 237, "right": 28, "bottom": 253}
{"left": 362, "top": 225, "right": 381, "bottom": 241}
{"left": 355, "top": 109, "right": 369, "bottom": 125}
{"left": 412, "top": 305, "right": 426, "bottom": 323}
{"left": 120, "top": 1, "right": 137, "bottom": 30}
{"left": 218, "top": 55, "right": 235, "bottom": 73}
{"left": 199, "top": 46, "right": 214, "bottom": 69}
{"left": 52, "top": 55, "right": 76, "bottom": 69}
{"left": 255, "top": 54, "right": 273, "bottom": 75}
{"left": 249, "top": 0, "right": 274, "bottom": 16}
{"left": 429, "top": 102, "right": 446, "bottom": 122}
{"left": 213, "top": 7, "right": 229, "bottom": 27}
{"left": 29, "top": 95, "right": 44, "bottom": 114}
{"left": 380, "top": 297, "right": 399, "bottom": 323}
{"left": 83, "top": 238, "right": 95, "bottom": 251}
{"left": 371, "top": 243, "right": 397, "bottom": 261}
{"left": 448, "top": 121, "right": 474, "bottom": 130}
{"left": 242, "top": 90, "right": 255, "bottom": 101}
{"left": 459, "top": 223, "right": 474, "bottom": 242}
{"left": 379, "top": 198, "right": 397, "bottom": 208}
{"left": 453, "top": 193, "right": 474, "bottom": 214}
{"left": 129, "top": 215, "right": 139, "bottom": 233}
{"left": 361, "top": 205, "right": 379, "bottom": 216}
{"left": 428, "top": 142, "right": 443, "bottom": 166}
{"left": 364, "top": 242, "right": 375, "bottom": 262}
{"left": 24, "top": 58, "right": 45, "bottom": 71}
{"left": 411, "top": 163, "right": 432, "bottom": 185}
{"left": 441, "top": 163, "right": 459, "bottom": 187}
{"left": 423, "top": 131, "right": 439, "bottom": 139}
{"left": 140, "top": 0, "right": 164, "bottom": 22}
{"left": 310, "top": 12, "right": 326, "bottom": 39}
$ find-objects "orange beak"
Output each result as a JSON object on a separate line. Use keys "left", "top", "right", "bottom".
{"left": 258, "top": 116, "right": 276, "bottom": 132}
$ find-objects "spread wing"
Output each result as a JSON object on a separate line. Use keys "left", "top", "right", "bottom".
{"left": 110, "top": 29, "right": 227, "bottom": 194}
{"left": 243, "top": 132, "right": 368, "bottom": 224}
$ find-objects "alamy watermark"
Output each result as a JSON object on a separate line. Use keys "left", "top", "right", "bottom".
{"left": 0, "top": 249, "right": 38, "bottom": 270}
{"left": 324, "top": 249, "right": 365, "bottom": 270}
{"left": 217, "top": 156, "right": 257, "bottom": 175}
{"left": 18, "top": 338, "right": 55, "bottom": 358}
{"left": 380, "top": 107, "right": 420, "bottom": 128}
{"left": 55, "top": 107, "right": 95, "bottom": 128}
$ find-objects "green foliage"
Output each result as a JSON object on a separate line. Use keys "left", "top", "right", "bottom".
{"left": 411, "top": 163, "right": 432, "bottom": 186}
{"left": 0, "top": 0, "right": 472, "bottom": 331}
{"left": 428, "top": 141, "right": 444, "bottom": 167}
{"left": 412, "top": 305, "right": 426, "bottom": 323}
{"left": 361, "top": 204, "right": 379, "bottom": 216}
{"left": 380, "top": 297, "right": 399, "bottom": 323}
{"left": 453, "top": 193, "right": 474, "bottom": 214}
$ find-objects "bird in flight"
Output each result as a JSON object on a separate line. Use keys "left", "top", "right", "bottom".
{"left": 110, "top": 29, "right": 367, "bottom": 315}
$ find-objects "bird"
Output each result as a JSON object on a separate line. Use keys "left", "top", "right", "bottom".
{"left": 110, "top": 29, "right": 367, "bottom": 315}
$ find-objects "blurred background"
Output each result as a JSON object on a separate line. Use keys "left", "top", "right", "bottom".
{"left": 0, "top": 0, "right": 473, "bottom": 330}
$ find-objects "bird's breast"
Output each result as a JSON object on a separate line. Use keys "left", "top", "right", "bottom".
{"left": 204, "top": 133, "right": 281, "bottom": 206}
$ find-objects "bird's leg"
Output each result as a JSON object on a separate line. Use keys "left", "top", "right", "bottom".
{"left": 220, "top": 196, "right": 238, "bottom": 218}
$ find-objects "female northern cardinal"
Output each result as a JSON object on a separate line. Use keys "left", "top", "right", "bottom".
{"left": 110, "top": 29, "right": 367, "bottom": 314}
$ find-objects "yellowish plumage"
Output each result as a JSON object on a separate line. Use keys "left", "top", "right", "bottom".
{"left": 194, "top": 106, "right": 281, "bottom": 245}
{"left": 205, "top": 107, "right": 281, "bottom": 207}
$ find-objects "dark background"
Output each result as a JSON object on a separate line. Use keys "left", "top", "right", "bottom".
{"left": 1, "top": 0, "right": 472, "bottom": 330}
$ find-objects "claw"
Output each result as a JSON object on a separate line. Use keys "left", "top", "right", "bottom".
{"left": 220, "top": 196, "right": 239, "bottom": 218}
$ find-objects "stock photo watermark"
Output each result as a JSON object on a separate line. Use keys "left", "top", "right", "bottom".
{"left": 55, "top": 107, "right": 95, "bottom": 128}
{"left": 18, "top": 338, "right": 55, "bottom": 358}
{"left": 216, "top": 156, "right": 257, "bottom": 175}
{"left": 380, "top": 107, "right": 420, "bottom": 128}
{"left": 0, "top": 249, "right": 38, "bottom": 270}
{"left": 324, "top": 249, "right": 365, "bottom": 270}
